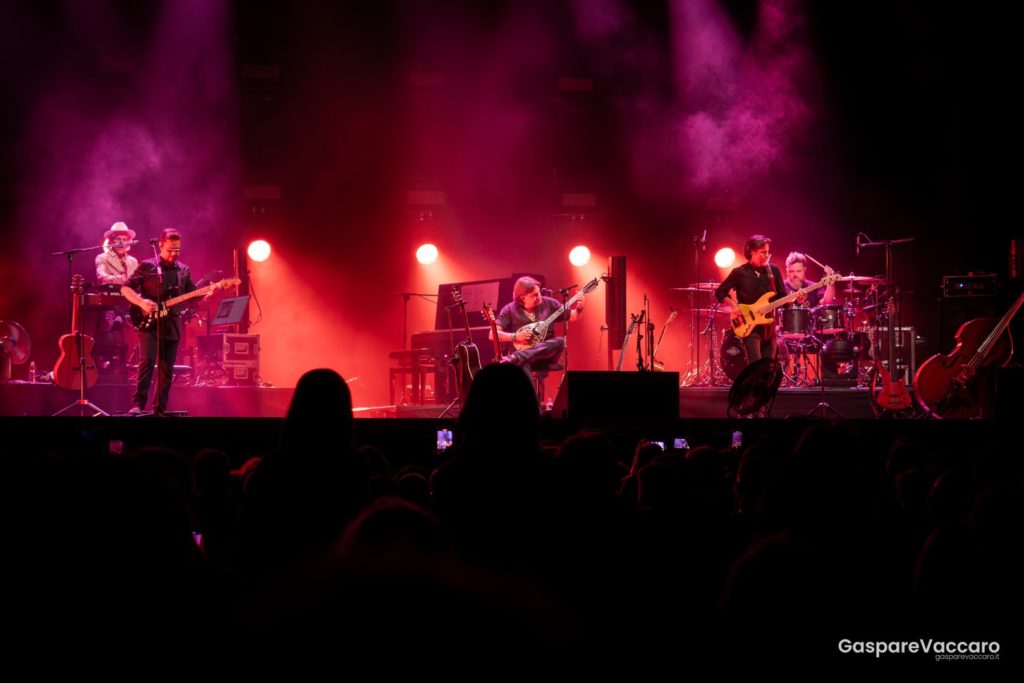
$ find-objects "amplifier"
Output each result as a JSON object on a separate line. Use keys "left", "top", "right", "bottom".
{"left": 943, "top": 273, "right": 997, "bottom": 297}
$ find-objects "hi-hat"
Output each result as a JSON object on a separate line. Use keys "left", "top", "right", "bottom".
{"left": 684, "top": 308, "right": 729, "bottom": 315}
{"left": 686, "top": 281, "right": 720, "bottom": 290}
{"left": 669, "top": 287, "right": 714, "bottom": 293}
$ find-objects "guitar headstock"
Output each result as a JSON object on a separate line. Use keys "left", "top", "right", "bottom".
{"left": 822, "top": 273, "right": 842, "bottom": 286}
{"left": 451, "top": 288, "right": 465, "bottom": 307}
{"left": 216, "top": 278, "right": 241, "bottom": 290}
{"left": 71, "top": 274, "right": 86, "bottom": 294}
{"left": 481, "top": 304, "right": 496, "bottom": 323}
{"left": 665, "top": 307, "right": 678, "bottom": 325}
{"left": 581, "top": 277, "right": 600, "bottom": 295}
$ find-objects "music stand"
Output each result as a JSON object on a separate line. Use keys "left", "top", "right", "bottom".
{"left": 211, "top": 295, "right": 250, "bottom": 328}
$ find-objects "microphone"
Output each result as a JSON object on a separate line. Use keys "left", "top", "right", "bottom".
{"left": 540, "top": 288, "right": 554, "bottom": 296}
{"left": 149, "top": 238, "right": 160, "bottom": 245}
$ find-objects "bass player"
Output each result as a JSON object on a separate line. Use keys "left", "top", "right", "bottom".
{"left": 715, "top": 235, "right": 787, "bottom": 371}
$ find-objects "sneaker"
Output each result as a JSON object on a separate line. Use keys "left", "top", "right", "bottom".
{"left": 127, "top": 406, "right": 142, "bottom": 415}
{"left": 499, "top": 353, "right": 524, "bottom": 367}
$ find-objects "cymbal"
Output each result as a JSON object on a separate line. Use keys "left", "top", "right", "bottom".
{"left": 684, "top": 308, "right": 729, "bottom": 315}
{"left": 669, "top": 287, "right": 714, "bottom": 293}
{"left": 836, "top": 275, "right": 886, "bottom": 284}
{"left": 687, "top": 281, "right": 720, "bottom": 290}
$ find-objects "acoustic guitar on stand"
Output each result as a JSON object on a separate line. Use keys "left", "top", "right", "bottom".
{"left": 53, "top": 274, "right": 98, "bottom": 391}
{"left": 451, "top": 289, "right": 482, "bottom": 401}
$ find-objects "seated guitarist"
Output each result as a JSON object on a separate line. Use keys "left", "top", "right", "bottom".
{"left": 715, "top": 235, "right": 786, "bottom": 370}
{"left": 121, "top": 228, "right": 212, "bottom": 415}
{"left": 493, "top": 276, "right": 583, "bottom": 370}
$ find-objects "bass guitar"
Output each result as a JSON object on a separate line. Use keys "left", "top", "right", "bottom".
{"left": 129, "top": 278, "right": 240, "bottom": 330}
{"left": 513, "top": 277, "right": 600, "bottom": 350}
{"left": 482, "top": 303, "right": 502, "bottom": 364}
{"left": 53, "top": 274, "right": 98, "bottom": 391}
{"left": 730, "top": 273, "right": 841, "bottom": 338}
{"left": 616, "top": 311, "right": 644, "bottom": 372}
{"left": 872, "top": 298, "right": 912, "bottom": 411}
{"left": 914, "top": 291, "right": 1024, "bottom": 418}
{"left": 451, "top": 289, "right": 482, "bottom": 401}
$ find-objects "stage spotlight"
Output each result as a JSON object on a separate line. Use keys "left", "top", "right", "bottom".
{"left": 416, "top": 243, "right": 439, "bottom": 265}
{"left": 715, "top": 247, "right": 736, "bottom": 268}
{"left": 569, "top": 245, "right": 591, "bottom": 267}
{"left": 247, "top": 240, "right": 271, "bottom": 262}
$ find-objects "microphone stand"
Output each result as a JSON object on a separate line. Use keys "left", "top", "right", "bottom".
{"left": 397, "top": 292, "right": 437, "bottom": 351}
{"left": 51, "top": 244, "right": 108, "bottom": 416}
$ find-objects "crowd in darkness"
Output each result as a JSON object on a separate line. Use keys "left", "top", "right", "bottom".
{"left": 8, "top": 364, "right": 1020, "bottom": 668}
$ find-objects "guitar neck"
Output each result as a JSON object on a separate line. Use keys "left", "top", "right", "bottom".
{"left": 972, "top": 291, "right": 1024, "bottom": 369}
{"left": 758, "top": 279, "right": 828, "bottom": 314}
{"left": 541, "top": 291, "right": 584, "bottom": 327}
{"left": 162, "top": 282, "right": 219, "bottom": 309}
{"left": 616, "top": 314, "right": 641, "bottom": 371}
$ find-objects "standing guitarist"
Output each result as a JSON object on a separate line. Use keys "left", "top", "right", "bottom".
{"left": 121, "top": 228, "right": 212, "bottom": 414}
{"left": 493, "top": 276, "right": 584, "bottom": 371}
{"left": 715, "top": 235, "right": 787, "bottom": 370}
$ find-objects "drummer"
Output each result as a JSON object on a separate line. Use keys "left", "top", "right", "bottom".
{"left": 783, "top": 252, "right": 835, "bottom": 308}
{"left": 95, "top": 221, "right": 139, "bottom": 285}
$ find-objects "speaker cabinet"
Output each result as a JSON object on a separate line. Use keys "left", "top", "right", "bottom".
{"left": 938, "top": 297, "right": 998, "bottom": 353}
{"left": 551, "top": 371, "right": 679, "bottom": 419}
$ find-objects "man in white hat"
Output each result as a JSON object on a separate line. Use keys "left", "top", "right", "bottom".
{"left": 95, "top": 221, "right": 139, "bottom": 285}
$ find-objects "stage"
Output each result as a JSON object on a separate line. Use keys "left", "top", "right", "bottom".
{"left": 1, "top": 380, "right": 878, "bottom": 419}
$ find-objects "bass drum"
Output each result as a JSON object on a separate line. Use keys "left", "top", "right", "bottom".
{"left": 721, "top": 331, "right": 789, "bottom": 382}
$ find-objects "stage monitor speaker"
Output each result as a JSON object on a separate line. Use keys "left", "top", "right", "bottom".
{"left": 551, "top": 371, "right": 679, "bottom": 419}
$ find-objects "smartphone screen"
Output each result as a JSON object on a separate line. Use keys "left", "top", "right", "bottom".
{"left": 437, "top": 429, "right": 453, "bottom": 451}
{"left": 651, "top": 440, "right": 665, "bottom": 451}
{"left": 731, "top": 431, "right": 743, "bottom": 449}
{"left": 673, "top": 438, "right": 689, "bottom": 450}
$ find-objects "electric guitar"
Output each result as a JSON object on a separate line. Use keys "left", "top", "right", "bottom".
{"left": 482, "top": 303, "right": 502, "bottom": 363}
{"left": 53, "top": 274, "right": 98, "bottom": 391}
{"left": 872, "top": 298, "right": 912, "bottom": 411}
{"left": 616, "top": 311, "right": 644, "bottom": 372}
{"left": 730, "top": 273, "right": 841, "bottom": 338}
{"left": 513, "top": 277, "right": 600, "bottom": 350}
{"left": 651, "top": 308, "right": 678, "bottom": 372}
{"left": 451, "top": 289, "right": 482, "bottom": 401}
{"left": 129, "top": 278, "right": 240, "bottom": 330}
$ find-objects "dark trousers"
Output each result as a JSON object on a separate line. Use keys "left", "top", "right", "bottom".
{"left": 133, "top": 332, "right": 179, "bottom": 412}
{"left": 742, "top": 326, "right": 777, "bottom": 366}
{"left": 515, "top": 337, "right": 565, "bottom": 370}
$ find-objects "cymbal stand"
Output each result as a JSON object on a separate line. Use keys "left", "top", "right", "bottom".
{"left": 680, "top": 290, "right": 699, "bottom": 386}
{"left": 693, "top": 305, "right": 728, "bottom": 386}
{"left": 805, "top": 345, "right": 842, "bottom": 418}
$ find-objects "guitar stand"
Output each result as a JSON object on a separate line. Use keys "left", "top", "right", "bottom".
{"left": 438, "top": 355, "right": 462, "bottom": 418}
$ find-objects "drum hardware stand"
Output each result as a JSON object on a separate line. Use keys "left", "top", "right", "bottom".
{"left": 805, "top": 342, "right": 842, "bottom": 418}
{"left": 694, "top": 308, "right": 728, "bottom": 386}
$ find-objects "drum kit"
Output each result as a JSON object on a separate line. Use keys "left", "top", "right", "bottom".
{"left": 673, "top": 275, "right": 890, "bottom": 388}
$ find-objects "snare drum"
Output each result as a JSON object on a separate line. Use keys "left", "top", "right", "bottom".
{"left": 780, "top": 306, "right": 811, "bottom": 339}
{"left": 812, "top": 304, "right": 847, "bottom": 336}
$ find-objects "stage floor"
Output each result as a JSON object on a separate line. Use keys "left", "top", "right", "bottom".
{"left": 2, "top": 380, "right": 879, "bottom": 419}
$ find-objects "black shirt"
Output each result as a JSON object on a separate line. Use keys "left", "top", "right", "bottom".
{"left": 715, "top": 263, "right": 786, "bottom": 307}
{"left": 125, "top": 257, "right": 197, "bottom": 339}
